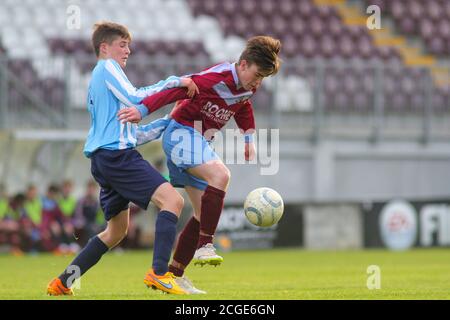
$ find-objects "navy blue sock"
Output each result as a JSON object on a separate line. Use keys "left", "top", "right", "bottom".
{"left": 153, "top": 211, "right": 178, "bottom": 275}
{"left": 58, "top": 236, "right": 109, "bottom": 288}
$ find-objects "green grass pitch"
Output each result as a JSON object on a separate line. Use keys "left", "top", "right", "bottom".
{"left": 1, "top": 248, "right": 450, "bottom": 300}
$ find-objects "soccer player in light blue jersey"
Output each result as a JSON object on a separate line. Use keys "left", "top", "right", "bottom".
{"left": 47, "top": 21, "right": 199, "bottom": 296}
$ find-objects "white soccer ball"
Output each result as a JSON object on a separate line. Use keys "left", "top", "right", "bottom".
{"left": 244, "top": 187, "right": 284, "bottom": 227}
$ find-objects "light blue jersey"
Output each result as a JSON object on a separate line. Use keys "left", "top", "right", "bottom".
{"left": 83, "top": 59, "right": 182, "bottom": 157}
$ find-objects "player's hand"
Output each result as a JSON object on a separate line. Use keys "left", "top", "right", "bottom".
{"left": 117, "top": 106, "right": 142, "bottom": 124}
{"left": 245, "top": 142, "right": 256, "bottom": 161}
{"left": 181, "top": 77, "right": 199, "bottom": 98}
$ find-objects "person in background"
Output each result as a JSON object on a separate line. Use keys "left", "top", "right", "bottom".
{"left": 24, "top": 184, "right": 42, "bottom": 228}
{"left": 41, "top": 184, "right": 78, "bottom": 254}
{"left": 22, "top": 184, "right": 43, "bottom": 253}
{"left": 58, "top": 180, "right": 77, "bottom": 220}
{"left": 74, "top": 179, "right": 103, "bottom": 247}
{"left": 0, "top": 184, "right": 23, "bottom": 255}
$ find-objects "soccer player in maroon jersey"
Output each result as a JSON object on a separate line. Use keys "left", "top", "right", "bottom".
{"left": 118, "top": 36, "right": 281, "bottom": 293}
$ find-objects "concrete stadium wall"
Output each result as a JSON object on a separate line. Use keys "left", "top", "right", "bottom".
{"left": 225, "top": 139, "right": 450, "bottom": 203}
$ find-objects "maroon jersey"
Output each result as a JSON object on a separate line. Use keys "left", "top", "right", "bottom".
{"left": 142, "top": 62, "right": 256, "bottom": 136}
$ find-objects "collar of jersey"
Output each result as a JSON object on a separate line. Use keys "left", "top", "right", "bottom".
{"left": 231, "top": 62, "right": 240, "bottom": 88}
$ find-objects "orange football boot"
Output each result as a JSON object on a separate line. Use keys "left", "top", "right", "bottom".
{"left": 47, "top": 278, "right": 74, "bottom": 296}
{"left": 143, "top": 269, "right": 187, "bottom": 295}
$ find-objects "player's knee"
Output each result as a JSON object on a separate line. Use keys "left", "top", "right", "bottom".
{"left": 171, "top": 192, "right": 184, "bottom": 214}
{"left": 120, "top": 229, "right": 128, "bottom": 242}
{"left": 210, "top": 165, "right": 230, "bottom": 188}
{"left": 102, "top": 226, "right": 128, "bottom": 247}
{"left": 224, "top": 167, "right": 231, "bottom": 182}
{"left": 156, "top": 188, "right": 184, "bottom": 215}
{"left": 113, "top": 229, "right": 127, "bottom": 247}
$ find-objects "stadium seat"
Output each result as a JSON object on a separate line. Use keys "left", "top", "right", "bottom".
{"left": 327, "top": 15, "right": 345, "bottom": 38}
{"left": 309, "top": 15, "right": 325, "bottom": 38}
{"left": 297, "top": 0, "right": 314, "bottom": 17}
{"left": 279, "top": 0, "right": 296, "bottom": 19}
{"left": 334, "top": 91, "right": 352, "bottom": 112}
{"left": 338, "top": 35, "right": 355, "bottom": 59}
{"left": 259, "top": 0, "right": 277, "bottom": 18}
{"left": 367, "top": 0, "right": 450, "bottom": 57}
{"left": 0, "top": 0, "right": 447, "bottom": 117}
{"left": 398, "top": 16, "right": 416, "bottom": 35}
{"left": 433, "top": 87, "right": 450, "bottom": 113}
{"left": 300, "top": 34, "right": 318, "bottom": 58}
{"left": 427, "top": 1, "right": 442, "bottom": 22}
{"left": 353, "top": 91, "right": 372, "bottom": 113}
{"left": 410, "top": 92, "right": 425, "bottom": 113}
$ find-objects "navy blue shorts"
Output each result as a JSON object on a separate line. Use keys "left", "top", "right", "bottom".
{"left": 90, "top": 148, "right": 167, "bottom": 221}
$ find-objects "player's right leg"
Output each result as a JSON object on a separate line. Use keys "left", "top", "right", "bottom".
{"left": 48, "top": 150, "right": 131, "bottom": 296}
{"left": 47, "top": 208, "right": 129, "bottom": 296}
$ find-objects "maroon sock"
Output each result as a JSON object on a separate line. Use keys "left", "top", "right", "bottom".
{"left": 170, "top": 216, "right": 200, "bottom": 276}
{"left": 197, "top": 185, "right": 226, "bottom": 248}
{"left": 168, "top": 264, "right": 184, "bottom": 277}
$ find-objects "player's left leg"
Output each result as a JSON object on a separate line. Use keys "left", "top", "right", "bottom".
{"left": 169, "top": 186, "right": 206, "bottom": 294}
{"left": 187, "top": 160, "right": 229, "bottom": 266}
{"left": 143, "top": 182, "right": 189, "bottom": 295}
{"left": 148, "top": 182, "right": 184, "bottom": 276}
{"left": 170, "top": 185, "right": 202, "bottom": 276}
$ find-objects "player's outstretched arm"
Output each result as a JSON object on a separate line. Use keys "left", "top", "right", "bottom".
{"left": 118, "top": 72, "right": 217, "bottom": 123}
{"left": 104, "top": 59, "right": 197, "bottom": 120}
{"left": 135, "top": 115, "right": 171, "bottom": 146}
{"left": 118, "top": 87, "right": 190, "bottom": 123}
{"left": 104, "top": 59, "right": 179, "bottom": 104}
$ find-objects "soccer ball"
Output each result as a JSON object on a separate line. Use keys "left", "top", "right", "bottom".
{"left": 244, "top": 187, "right": 284, "bottom": 227}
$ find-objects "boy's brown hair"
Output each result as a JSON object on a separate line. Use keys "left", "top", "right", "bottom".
{"left": 238, "top": 36, "right": 282, "bottom": 77}
{"left": 92, "top": 21, "right": 132, "bottom": 57}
